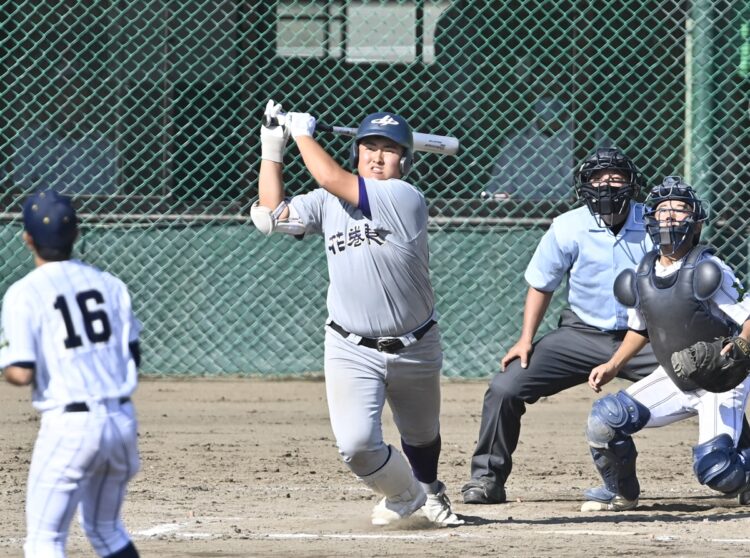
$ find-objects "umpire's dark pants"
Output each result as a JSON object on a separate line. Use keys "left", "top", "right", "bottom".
{"left": 470, "top": 308, "right": 750, "bottom": 489}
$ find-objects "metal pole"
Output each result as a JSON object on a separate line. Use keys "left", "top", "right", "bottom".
{"left": 685, "top": 0, "right": 715, "bottom": 238}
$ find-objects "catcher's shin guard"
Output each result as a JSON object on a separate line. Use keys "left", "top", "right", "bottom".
{"left": 585, "top": 391, "right": 650, "bottom": 502}
{"left": 693, "top": 434, "right": 750, "bottom": 495}
{"left": 589, "top": 437, "right": 641, "bottom": 501}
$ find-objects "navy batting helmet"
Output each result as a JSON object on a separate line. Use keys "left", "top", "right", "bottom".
{"left": 644, "top": 176, "right": 707, "bottom": 255}
{"left": 574, "top": 147, "right": 645, "bottom": 226}
{"left": 349, "top": 112, "right": 414, "bottom": 176}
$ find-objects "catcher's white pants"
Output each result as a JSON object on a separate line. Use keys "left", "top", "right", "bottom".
{"left": 625, "top": 366, "right": 750, "bottom": 444}
{"left": 24, "top": 400, "right": 140, "bottom": 558}
{"left": 323, "top": 325, "right": 443, "bottom": 477}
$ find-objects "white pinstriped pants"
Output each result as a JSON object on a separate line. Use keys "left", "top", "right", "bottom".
{"left": 626, "top": 367, "right": 750, "bottom": 444}
{"left": 24, "top": 400, "right": 140, "bottom": 558}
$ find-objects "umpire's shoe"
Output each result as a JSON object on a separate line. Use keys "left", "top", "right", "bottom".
{"left": 461, "top": 478, "right": 506, "bottom": 505}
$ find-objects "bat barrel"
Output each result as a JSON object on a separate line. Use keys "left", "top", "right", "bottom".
{"left": 264, "top": 113, "right": 458, "bottom": 155}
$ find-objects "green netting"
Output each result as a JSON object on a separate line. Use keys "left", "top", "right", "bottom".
{"left": 1, "top": 1, "right": 748, "bottom": 376}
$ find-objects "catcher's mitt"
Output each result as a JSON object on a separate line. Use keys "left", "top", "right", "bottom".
{"left": 671, "top": 336, "right": 750, "bottom": 393}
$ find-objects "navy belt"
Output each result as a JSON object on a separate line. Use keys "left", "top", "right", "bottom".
{"left": 63, "top": 397, "right": 131, "bottom": 413}
{"left": 328, "top": 320, "right": 436, "bottom": 353}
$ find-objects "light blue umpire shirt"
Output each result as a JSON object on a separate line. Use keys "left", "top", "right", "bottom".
{"left": 524, "top": 201, "right": 653, "bottom": 331}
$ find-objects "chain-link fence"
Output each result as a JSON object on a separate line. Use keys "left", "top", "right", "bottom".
{"left": 1, "top": 1, "right": 748, "bottom": 376}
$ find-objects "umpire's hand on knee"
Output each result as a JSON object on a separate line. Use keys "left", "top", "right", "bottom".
{"left": 501, "top": 339, "right": 533, "bottom": 370}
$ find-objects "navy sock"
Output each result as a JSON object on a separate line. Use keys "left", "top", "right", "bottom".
{"left": 401, "top": 435, "right": 441, "bottom": 484}
{"left": 105, "top": 541, "right": 139, "bottom": 558}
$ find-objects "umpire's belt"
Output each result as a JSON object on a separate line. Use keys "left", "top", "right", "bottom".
{"left": 327, "top": 320, "right": 436, "bottom": 353}
{"left": 63, "top": 397, "right": 131, "bottom": 413}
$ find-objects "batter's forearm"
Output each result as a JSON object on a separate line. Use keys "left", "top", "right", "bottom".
{"left": 258, "top": 159, "right": 287, "bottom": 212}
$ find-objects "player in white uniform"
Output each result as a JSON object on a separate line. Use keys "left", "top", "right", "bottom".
{"left": 1, "top": 190, "right": 142, "bottom": 557}
{"left": 581, "top": 178, "right": 750, "bottom": 511}
{"left": 251, "top": 100, "right": 462, "bottom": 526}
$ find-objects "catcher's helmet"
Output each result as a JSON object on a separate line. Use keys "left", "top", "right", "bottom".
{"left": 644, "top": 176, "right": 707, "bottom": 256}
{"left": 574, "top": 147, "right": 644, "bottom": 226}
{"left": 349, "top": 112, "right": 414, "bottom": 176}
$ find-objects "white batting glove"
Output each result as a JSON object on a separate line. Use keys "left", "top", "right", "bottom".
{"left": 286, "top": 112, "right": 317, "bottom": 139}
{"left": 260, "top": 100, "right": 290, "bottom": 163}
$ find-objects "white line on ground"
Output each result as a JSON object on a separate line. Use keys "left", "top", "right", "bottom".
{"left": 133, "top": 523, "right": 186, "bottom": 537}
{"left": 538, "top": 530, "right": 638, "bottom": 536}
{"left": 266, "top": 533, "right": 474, "bottom": 540}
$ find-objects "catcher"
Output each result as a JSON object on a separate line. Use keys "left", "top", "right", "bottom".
{"left": 581, "top": 176, "right": 750, "bottom": 512}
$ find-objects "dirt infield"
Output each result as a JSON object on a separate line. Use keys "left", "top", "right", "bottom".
{"left": 2, "top": 377, "right": 750, "bottom": 557}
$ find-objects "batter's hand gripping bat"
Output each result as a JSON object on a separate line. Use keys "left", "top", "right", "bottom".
{"left": 265, "top": 113, "right": 459, "bottom": 156}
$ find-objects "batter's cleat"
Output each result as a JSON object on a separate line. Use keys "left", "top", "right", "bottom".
{"left": 421, "top": 482, "right": 465, "bottom": 526}
{"left": 371, "top": 485, "right": 427, "bottom": 526}
{"left": 461, "top": 478, "right": 506, "bottom": 505}
{"left": 738, "top": 489, "right": 750, "bottom": 505}
{"left": 581, "top": 486, "right": 638, "bottom": 512}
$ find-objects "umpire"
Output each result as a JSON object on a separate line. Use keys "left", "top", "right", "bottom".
{"left": 463, "top": 148, "right": 660, "bottom": 504}
{"left": 462, "top": 148, "right": 750, "bottom": 505}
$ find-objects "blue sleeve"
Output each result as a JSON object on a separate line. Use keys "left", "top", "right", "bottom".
{"left": 524, "top": 221, "right": 573, "bottom": 291}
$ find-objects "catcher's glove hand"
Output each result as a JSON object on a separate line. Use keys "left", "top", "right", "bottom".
{"left": 671, "top": 336, "right": 750, "bottom": 393}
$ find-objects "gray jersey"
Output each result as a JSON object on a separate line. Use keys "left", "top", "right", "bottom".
{"left": 290, "top": 177, "right": 434, "bottom": 337}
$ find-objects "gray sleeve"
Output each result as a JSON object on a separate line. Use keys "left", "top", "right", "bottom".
{"left": 289, "top": 189, "right": 328, "bottom": 236}
{"left": 363, "top": 178, "right": 427, "bottom": 242}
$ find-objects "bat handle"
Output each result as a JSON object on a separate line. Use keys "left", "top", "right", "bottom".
{"left": 263, "top": 112, "right": 333, "bottom": 134}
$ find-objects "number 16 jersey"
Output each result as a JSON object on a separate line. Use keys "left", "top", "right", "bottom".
{"left": 0, "top": 259, "right": 142, "bottom": 411}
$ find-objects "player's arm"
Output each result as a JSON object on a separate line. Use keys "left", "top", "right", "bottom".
{"left": 286, "top": 112, "right": 359, "bottom": 206}
{"left": 3, "top": 364, "right": 33, "bottom": 386}
{"left": 256, "top": 100, "right": 291, "bottom": 217}
{"left": 0, "top": 287, "right": 36, "bottom": 387}
{"left": 588, "top": 329, "right": 649, "bottom": 393}
{"left": 253, "top": 101, "right": 314, "bottom": 237}
{"left": 500, "top": 287, "right": 553, "bottom": 370}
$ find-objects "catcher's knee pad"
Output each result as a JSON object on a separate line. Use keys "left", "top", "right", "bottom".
{"left": 693, "top": 434, "right": 750, "bottom": 494}
{"left": 586, "top": 391, "right": 651, "bottom": 447}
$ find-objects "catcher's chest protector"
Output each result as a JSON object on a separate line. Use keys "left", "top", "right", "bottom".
{"left": 635, "top": 245, "right": 733, "bottom": 391}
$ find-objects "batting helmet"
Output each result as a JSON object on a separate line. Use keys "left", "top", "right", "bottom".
{"left": 644, "top": 176, "right": 707, "bottom": 256}
{"left": 574, "top": 147, "right": 645, "bottom": 226}
{"left": 349, "top": 112, "right": 414, "bottom": 176}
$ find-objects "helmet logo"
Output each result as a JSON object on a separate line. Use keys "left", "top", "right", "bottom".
{"left": 370, "top": 115, "right": 399, "bottom": 127}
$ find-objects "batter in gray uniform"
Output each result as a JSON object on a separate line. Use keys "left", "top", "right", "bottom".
{"left": 251, "top": 100, "right": 462, "bottom": 527}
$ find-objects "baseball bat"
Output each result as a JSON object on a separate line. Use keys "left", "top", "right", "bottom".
{"left": 265, "top": 113, "right": 459, "bottom": 156}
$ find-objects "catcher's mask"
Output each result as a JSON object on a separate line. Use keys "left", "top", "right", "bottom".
{"left": 350, "top": 112, "right": 414, "bottom": 177}
{"left": 574, "top": 147, "right": 644, "bottom": 227}
{"left": 644, "top": 176, "right": 707, "bottom": 257}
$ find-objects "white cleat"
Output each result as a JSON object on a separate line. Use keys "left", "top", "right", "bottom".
{"left": 581, "top": 486, "right": 638, "bottom": 512}
{"left": 371, "top": 491, "right": 427, "bottom": 526}
{"left": 581, "top": 497, "right": 638, "bottom": 512}
{"left": 421, "top": 482, "right": 465, "bottom": 526}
